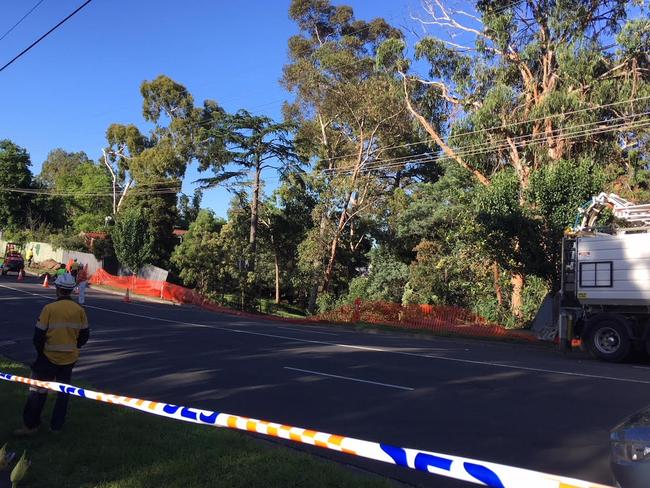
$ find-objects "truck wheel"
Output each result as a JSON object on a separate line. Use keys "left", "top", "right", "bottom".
{"left": 587, "top": 316, "right": 631, "bottom": 362}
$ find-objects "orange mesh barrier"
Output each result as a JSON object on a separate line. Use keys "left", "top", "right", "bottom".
{"left": 90, "top": 269, "right": 263, "bottom": 316}
{"left": 90, "top": 269, "right": 167, "bottom": 300}
{"left": 317, "top": 301, "right": 537, "bottom": 342}
{"left": 90, "top": 269, "right": 536, "bottom": 342}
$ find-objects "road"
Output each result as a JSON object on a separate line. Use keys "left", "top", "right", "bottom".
{"left": 1, "top": 276, "right": 649, "bottom": 487}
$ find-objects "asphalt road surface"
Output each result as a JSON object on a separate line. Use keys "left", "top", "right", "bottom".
{"left": 1, "top": 276, "right": 649, "bottom": 487}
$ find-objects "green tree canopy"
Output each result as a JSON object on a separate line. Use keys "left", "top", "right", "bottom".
{"left": 0, "top": 140, "right": 33, "bottom": 231}
{"left": 197, "top": 110, "right": 297, "bottom": 274}
{"left": 111, "top": 206, "right": 154, "bottom": 274}
{"left": 171, "top": 209, "right": 226, "bottom": 295}
{"left": 378, "top": 0, "right": 650, "bottom": 317}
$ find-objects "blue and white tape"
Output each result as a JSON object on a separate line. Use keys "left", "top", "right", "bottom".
{"left": 0, "top": 371, "right": 612, "bottom": 488}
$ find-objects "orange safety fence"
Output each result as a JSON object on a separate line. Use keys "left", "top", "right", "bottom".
{"left": 89, "top": 269, "right": 287, "bottom": 318}
{"left": 317, "top": 301, "right": 538, "bottom": 342}
{"left": 90, "top": 269, "right": 212, "bottom": 307}
{"left": 89, "top": 269, "right": 537, "bottom": 342}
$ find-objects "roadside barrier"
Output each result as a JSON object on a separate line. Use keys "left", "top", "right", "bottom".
{"left": 318, "top": 301, "right": 538, "bottom": 343}
{"left": 90, "top": 269, "right": 205, "bottom": 305}
{"left": 0, "top": 371, "right": 611, "bottom": 488}
{"left": 89, "top": 269, "right": 537, "bottom": 342}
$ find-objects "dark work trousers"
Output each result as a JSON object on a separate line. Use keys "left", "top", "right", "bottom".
{"left": 23, "top": 354, "right": 75, "bottom": 430}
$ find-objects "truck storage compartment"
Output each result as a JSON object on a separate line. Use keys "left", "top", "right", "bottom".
{"left": 575, "top": 232, "right": 650, "bottom": 307}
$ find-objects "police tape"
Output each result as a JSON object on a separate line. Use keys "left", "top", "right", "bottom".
{"left": 0, "top": 371, "right": 612, "bottom": 488}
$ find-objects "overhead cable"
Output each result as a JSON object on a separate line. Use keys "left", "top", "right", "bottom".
{"left": 329, "top": 116, "right": 650, "bottom": 176}
{"left": 0, "top": 0, "right": 46, "bottom": 42}
{"left": 0, "top": 0, "right": 93, "bottom": 74}
{"left": 324, "top": 110, "right": 650, "bottom": 173}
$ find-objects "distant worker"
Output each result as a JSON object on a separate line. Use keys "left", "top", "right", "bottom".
{"left": 70, "top": 259, "right": 80, "bottom": 279}
{"left": 26, "top": 248, "right": 34, "bottom": 268}
{"left": 76, "top": 263, "right": 89, "bottom": 305}
{"left": 14, "top": 273, "right": 90, "bottom": 435}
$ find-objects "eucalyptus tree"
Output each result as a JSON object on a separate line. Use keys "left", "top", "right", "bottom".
{"left": 284, "top": 0, "right": 435, "bottom": 312}
{"left": 103, "top": 75, "right": 199, "bottom": 265}
{"left": 378, "top": 0, "right": 650, "bottom": 317}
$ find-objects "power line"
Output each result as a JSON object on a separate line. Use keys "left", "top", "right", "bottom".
{"left": 329, "top": 115, "right": 650, "bottom": 176}
{"left": 326, "top": 110, "right": 650, "bottom": 174}
{"left": 0, "top": 0, "right": 93, "bottom": 74}
{"left": 140, "top": 92, "right": 650, "bottom": 166}
{"left": 0, "top": 0, "right": 46, "bottom": 42}
{"left": 0, "top": 187, "right": 181, "bottom": 197}
{"left": 316, "top": 95, "right": 650, "bottom": 166}
{"left": 348, "top": 117, "right": 650, "bottom": 175}
{"left": 361, "top": 119, "right": 650, "bottom": 175}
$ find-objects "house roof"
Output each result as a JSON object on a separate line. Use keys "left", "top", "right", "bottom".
{"left": 82, "top": 231, "right": 108, "bottom": 239}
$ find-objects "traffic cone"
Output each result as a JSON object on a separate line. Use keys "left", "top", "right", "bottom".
{"left": 123, "top": 288, "right": 131, "bottom": 303}
{"left": 17, "top": 270, "right": 24, "bottom": 281}
{"left": 42, "top": 275, "right": 50, "bottom": 288}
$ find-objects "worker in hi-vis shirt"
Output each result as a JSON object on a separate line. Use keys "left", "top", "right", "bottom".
{"left": 14, "top": 273, "right": 90, "bottom": 435}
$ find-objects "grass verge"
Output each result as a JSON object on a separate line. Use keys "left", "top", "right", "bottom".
{"left": 350, "top": 321, "right": 543, "bottom": 345}
{"left": 259, "top": 299, "right": 306, "bottom": 319}
{"left": 0, "top": 357, "right": 390, "bottom": 488}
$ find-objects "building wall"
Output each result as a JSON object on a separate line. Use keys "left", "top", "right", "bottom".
{"left": 1, "top": 238, "right": 102, "bottom": 275}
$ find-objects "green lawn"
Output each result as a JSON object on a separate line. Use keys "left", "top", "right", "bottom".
{"left": 0, "top": 357, "right": 391, "bottom": 488}
{"left": 259, "top": 299, "right": 307, "bottom": 318}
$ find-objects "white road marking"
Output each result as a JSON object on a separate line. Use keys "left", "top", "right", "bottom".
{"left": 0, "top": 296, "right": 38, "bottom": 301}
{"left": 284, "top": 366, "right": 414, "bottom": 391}
{"left": 278, "top": 326, "right": 338, "bottom": 336}
{"left": 2, "top": 283, "right": 649, "bottom": 385}
{"left": 0, "top": 340, "right": 17, "bottom": 347}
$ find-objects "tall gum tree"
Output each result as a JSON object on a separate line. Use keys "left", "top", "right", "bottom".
{"left": 103, "top": 75, "right": 200, "bottom": 265}
{"left": 283, "top": 0, "right": 435, "bottom": 312}
{"left": 378, "top": 0, "right": 650, "bottom": 318}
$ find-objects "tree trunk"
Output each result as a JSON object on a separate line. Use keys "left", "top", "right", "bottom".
{"left": 321, "top": 139, "right": 364, "bottom": 294}
{"left": 308, "top": 283, "right": 319, "bottom": 314}
{"left": 492, "top": 262, "right": 504, "bottom": 306}
{"left": 322, "top": 226, "right": 342, "bottom": 293}
{"left": 510, "top": 272, "right": 525, "bottom": 318}
{"left": 249, "top": 163, "right": 261, "bottom": 272}
{"left": 322, "top": 188, "right": 355, "bottom": 293}
{"left": 402, "top": 77, "right": 490, "bottom": 187}
{"left": 307, "top": 210, "right": 328, "bottom": 314}
{"left": 273, "top": 245, "right": 281, "bottom": 304}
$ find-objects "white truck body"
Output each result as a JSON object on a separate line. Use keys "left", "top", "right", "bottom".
{"left": 544, "top": 193, "right": 650, "bottom": 361}
{"left": 575, "top": 231, "right": 650, "bottom": 307}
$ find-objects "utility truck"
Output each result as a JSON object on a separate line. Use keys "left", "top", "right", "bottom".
{"left": 549, "top": 193, "right": 650, "bottom": 361}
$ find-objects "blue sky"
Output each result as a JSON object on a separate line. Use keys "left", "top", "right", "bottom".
{"left": 0, "top": 0, "right": 413, "bottom": 218}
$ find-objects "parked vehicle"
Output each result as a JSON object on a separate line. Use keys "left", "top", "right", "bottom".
{"left": 538, "top": 193, "right": 650, "bottom": 362}
{"left": 2, "top": 249, "right": 25, "bottom": 276}
{"left": 610, "top": 404, "right": 650, "bottom": 488}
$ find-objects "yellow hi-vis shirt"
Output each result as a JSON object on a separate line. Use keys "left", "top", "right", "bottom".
{"left": 36, "top": 298, "right": 89, "bottom": 365}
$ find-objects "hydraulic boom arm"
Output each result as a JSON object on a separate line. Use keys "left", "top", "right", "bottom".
{"left": 574, "top": 192, "right": 650, "bottom": 231}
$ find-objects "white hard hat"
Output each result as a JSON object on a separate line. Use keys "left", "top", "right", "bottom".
{"left": 54, "top": 273, "right": 76, "bottom": 290}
